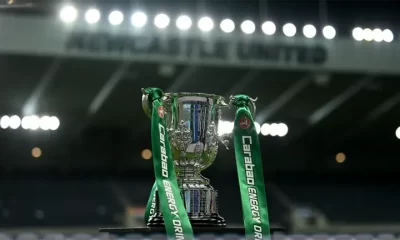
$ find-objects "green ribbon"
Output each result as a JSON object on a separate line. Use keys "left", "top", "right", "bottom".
{"left": 143, "top": 88, "right": 194, "bottom": 240}
{"left": 231, "top": 94, "right": 271, "bottom": 240}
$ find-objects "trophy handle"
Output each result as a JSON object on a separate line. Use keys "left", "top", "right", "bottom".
{"left": 228, "top": 95, "right": 257, "bottom": 118}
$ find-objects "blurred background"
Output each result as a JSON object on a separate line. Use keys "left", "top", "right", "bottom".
{"left": 1, "top": 0, "right": 400, "bottom": 238}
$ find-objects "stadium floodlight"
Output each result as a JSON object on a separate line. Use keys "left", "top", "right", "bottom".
{"left": 131, "top": 11, "right": 147, "bottom": 28}
{"left": 269, "top": 123, "right": 279, "bottom": 136}
{"left": 59, "top": 5, "right": 77, "bottom": 23}
{"left": 283, "top": 23, "right": 296, "bottom": 37}
{"left": 276, "top": 123, "right": 289, "bottom": 137}
{"left": 241, "top": 20, "right": 256, "bottom": 34}
{"left": 21, "top": 116, "right": 31, "bottom": 130}
{"left": 352, "top": 27, "right": 363, "bottom": 41}
{"left": 39, "top": 116, "right": 51, "bottom": 130}
{"left": 363, "top": 28, "right": 373, "bottom": 41}
{"left": 176, "top": 15, "right": 192, "bottom": 30}
{"left": 85, "top": 8, "right": 100, "bottom": 24}
{"left": 154, "top": 13, "right": 170, "bottom": 29}
{"left": 0, "top": 115, "right": 10, "bottom": 129}
{"left": 217, "top": 120, "right": 234, "bottom": 136}
{"left": 108, "top": 10, "right": 124, "bottom": 25}
{"left": 198, "top": 17, "right": 214, "bottom": 32}
{"left": 383, "top": 29, "right": 394, "bottom": 43}
{"left": 322, "top": 25, "right": 336, "bottom": 39}
{"left": 372, "top": 28, "right": 383, "bottom": 42}
{"left": 29, "top": 116, "right": 40, "bottom": 130}
{"left": 261, "top": 21, "right": 276, "bottom": 35}
{"left": 261, "top": 123, "right": 270, "bottom": 136}
{"left": 303, "top": 24, "right": 317, "bottom": 38}
{"left": 9, "top": 115, "right": 21, "bottom": 129}
{"left": 396, "top": 127, "right": 400, "bottom": 139}
{"left": 49, "top": 116, "right": 60, "bottom": 130}
{"left": 220, "top": 19, "right": 235, "bottom": 33}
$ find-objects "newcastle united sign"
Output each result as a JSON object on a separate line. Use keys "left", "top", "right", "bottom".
{"left": 65, "top": 32, "right": 328, "bottom": 66}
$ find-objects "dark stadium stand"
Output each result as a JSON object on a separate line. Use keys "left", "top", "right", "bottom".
{"left": 0, "top": 180, "right": 124, "bottom": 227}
{"left": 279, "top": 182, "right": 400, "bottom": 224}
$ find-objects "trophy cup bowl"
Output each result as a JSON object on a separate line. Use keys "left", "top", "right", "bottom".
{"left": 142, "top": 92, "right": 230, "bottom": 227}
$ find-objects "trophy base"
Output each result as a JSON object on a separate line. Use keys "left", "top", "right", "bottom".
{"left": 147, "top": 213, "right": 226, "bottom": 227}
{"left": 99, "top": 225, "right": 286, "bottom": 236}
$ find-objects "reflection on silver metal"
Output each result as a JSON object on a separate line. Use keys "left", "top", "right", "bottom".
{"left": 142, "top": 92, "right": 231, "bottom": 226}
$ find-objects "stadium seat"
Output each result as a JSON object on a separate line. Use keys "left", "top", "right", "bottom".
{"left": 123, "top": 234, "right": 144, "bottom": 240}
{"left": 16, "top": 233, "right": 39, "bottom": 240}
{"left": 354, "top": 234, "right": 374, "bottom": 240}
{"left": 272, "top": 233, "right": 287, "bottom": 240}
{"left": 0, "top": 233, "right": 12, "bottom": 240}
{"left": 377, "top": 234, "right": 396, "bottom": 240}
{"left": 221, "top": 233, "right": 242, "bottom": 240}
{"left": 196, "top": 233, "right": 218, "bottom": 240}
{"left": 42, "top": 233, "right": 65, "bottom": 240}
{"left": 310, "top": 234, "right": 330, "bottom": 240}
{"left": 290, "top": 234, "right": 308, "bottom": 240}
{"left": 148, "top": 233, "right": 166, "bottom": 240}
{"left": 334, "top": 234, "right": 353, "bottom": 240}
{"left": 70, "top": 233, "right": 93, "bottom": 240}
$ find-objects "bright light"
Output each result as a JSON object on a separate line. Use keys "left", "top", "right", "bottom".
{"left": 0, "top": 115, "right": 10, "bottom": 129}
{"left": 254, "top": 122, "right": 261, "bottom": 134}
{"left": 176, "top": 15, "right": 192, "bottom": 30}
{"left": 269, "top": 123, "right": 279, "bottom": 136}
{"left": 21, "top": 116, "right": 31, "bottom": 129}
{"left": 383, "top": 29, "right": 394, "bottom": 43}
{"left": 32, "top": 147, "right": 42, "bottom": 158}
{"left": 277, "top": 123, "right": 289, "bottom": 137}
{"left": 241, "top": 20, "right": 256, "bottom": 34}
{"left": 131, "top": 12, "right": 147, "bottom": 28}
{"left": 261, "top": 21, "right": 276, "bottom": 35}
{"left": 322, "top": 25, "right": 336, "bottom": 39}
{"left": 108, "top": 11, "right": 124, "bottom": 25}
{"left": 220, "top": 19, "right": 235, "bottom": 33}
{"left": 218, "top": 120, "right": 234, "bottom": 136}
{"left": 396, "top": 127, "right": 400, "bottom": 139}
{"left": 29, "top": 116, "right": 40, "bottom": 130}
{"left": 198, "top": 17, "right": 214, "bottom": 32}
{"left": 39, "top": 116, "right": 51, "bottom": 130}
{"left": 85, "top": 8, "right": 100, "bottom": 24}
{"left": 9, "top": 115, "right": 21, "bottom": 129}
{"left": 336, "top": 152, "right": 346, "bottom": 163}
{"left": 141, "top": 149, "right": 152, "bottom": 160}
{"left": 372, "top": 28, "right": 383, "bottom": 42}
{"left": 303, "top": 24, "right": 316, "bottom": 38}
{"left": 283, "top": 23, "right": 296, "bottom": 37}
{"left": 261, "top": 123, "right": 270, "bottom": 136}
{"left": 49, "top": 116, "right": 60, "bottom": 130}
{"left": 363, "top": 28, "right": 373, "bottom": 41}
{"left": 352, "top": 27, "right": 364, "bottom": 41}
{"left": 154, "top": 13, "right": 170, "bottom": 29}
{"left": 59, "top": 5, "right": 77, "bottom": 23}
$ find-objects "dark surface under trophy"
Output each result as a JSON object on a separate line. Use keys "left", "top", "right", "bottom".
{"left": 99, "top": 90, "right": 285, "bottom": 237}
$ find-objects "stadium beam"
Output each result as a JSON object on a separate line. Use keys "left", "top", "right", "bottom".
{"left": 22, "top": 59, "right": 62, "bottom": 116}
{"left": 166, "top": 66, "right": 197, "bottom": 93}
{"left": 225, "top": 70, "right": 260, "bottom": 96}
{"left": 308, "top": 74, "right": 376, "bottom": 125}
{"left": 256, "top": 74, "right": 312, "bottom": 123}
{"left": 88, "top": 62, "right": 130, "bottom": 116}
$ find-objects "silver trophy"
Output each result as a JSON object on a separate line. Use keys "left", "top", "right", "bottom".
{"left": 142, "top": 91, "right": 255, "bottom": 227}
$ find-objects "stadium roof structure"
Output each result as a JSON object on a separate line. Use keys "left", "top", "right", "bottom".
{"left": 0, "top": 1, "right": 400, "bottom": 173}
